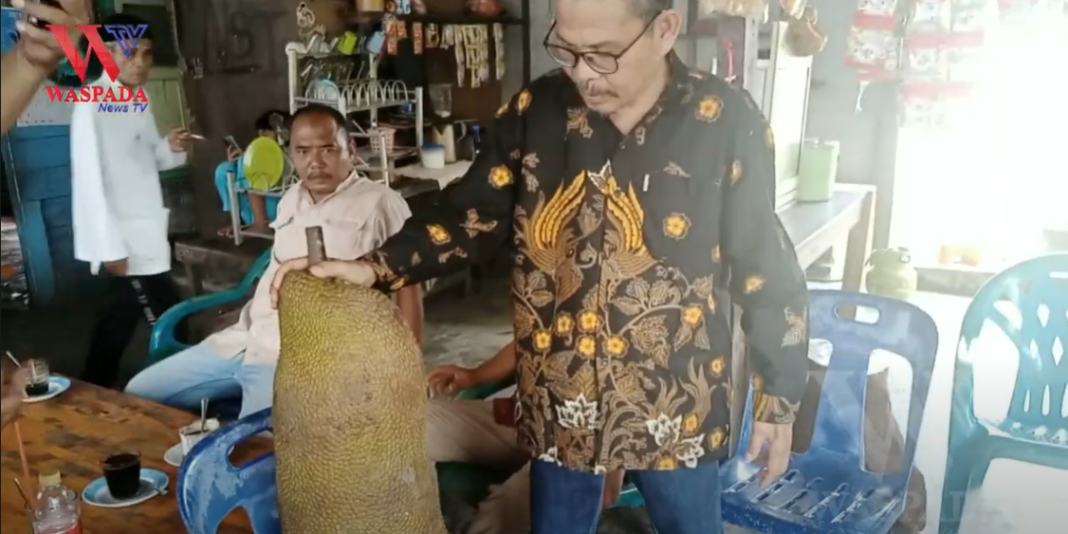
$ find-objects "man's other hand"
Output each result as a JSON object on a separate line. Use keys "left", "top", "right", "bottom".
{"left": 270, "top": 258, "right": 375, "bottom": 308}
{"left": 226, "top": 145, "right": 242, "bottom": 163}
{"left": 103, "top": 258, "right": 128, "bottom": 277}
{"left": 167, "top": 128, "right": 192, "bottom": 152}
{"left": 1, "top": 367, "right": 28, "bottom": 429}
{"left": 426, "top": 364, "right": 476, "bottom": 397}
{"left": 12, "top": 0, "right": 92, "bottom": 72}
{"left": 746, "top": 421, "right": 793, "bottom": 488}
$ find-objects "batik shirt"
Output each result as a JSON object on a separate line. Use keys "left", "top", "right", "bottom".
{"left": 364, "top": 54, "right": 810, "bottom": 472}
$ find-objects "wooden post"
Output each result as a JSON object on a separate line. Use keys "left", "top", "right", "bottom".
{"left": 306, "top": 227, "right": 326, "bottom": 266}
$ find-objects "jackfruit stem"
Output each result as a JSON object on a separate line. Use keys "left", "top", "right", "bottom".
{"left": 306, "top": 226, "right": 327, "bottom": 266}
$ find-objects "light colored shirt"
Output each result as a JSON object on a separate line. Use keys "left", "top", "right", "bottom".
{"left": 70, "top": 77, "right": 187, "bottom": 276}
{"left": 204, "top": 174, "right": 412, "bottom": 367}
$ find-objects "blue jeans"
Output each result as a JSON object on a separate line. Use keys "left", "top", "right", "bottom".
{"left": 214, "top": 160, "right": 279, "bottom": 225}
{"left": 530, "top": 459, "right": 723, "bottom": 534}
{"left": 125, "top": 342, "right": 274, "bottom": 419}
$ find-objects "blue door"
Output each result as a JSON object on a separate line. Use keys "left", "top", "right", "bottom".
{"left": 1, "top": 8, "right": 93, "bottom": 304}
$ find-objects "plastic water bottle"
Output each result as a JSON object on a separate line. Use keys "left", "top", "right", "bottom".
{"left": 32, "top": 472, "right": 81, "bottom": 534}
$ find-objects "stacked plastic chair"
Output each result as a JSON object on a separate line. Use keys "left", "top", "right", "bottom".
{"left": 939, "top": 254, "right": 1068, "bottom": 534}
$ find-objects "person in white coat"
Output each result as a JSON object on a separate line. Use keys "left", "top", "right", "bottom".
{"left": 70, "top": 13, "right": 193, "bottom": 388}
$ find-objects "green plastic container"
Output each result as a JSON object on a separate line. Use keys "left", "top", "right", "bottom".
{"left": 797, "top": 139, "right": 840, "bottom": 202}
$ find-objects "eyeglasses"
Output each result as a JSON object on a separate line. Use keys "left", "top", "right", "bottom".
{"left": 543, "top": 12, "right": 663, "bottom": 75}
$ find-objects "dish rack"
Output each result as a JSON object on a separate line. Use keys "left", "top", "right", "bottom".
{"left": 224, "top": 163, "right": 300, "bottom": 245}
{"left": 285, "top": 41, "right": 424, "bottom": 187}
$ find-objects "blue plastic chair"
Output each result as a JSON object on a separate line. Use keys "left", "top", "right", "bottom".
{"left": 939, "top": 254, "right": 1068, "bottom": 534}
{"left": 147, "top": 249, "right": 273, "bottom": 367}
{"left": 176, "top": 386, "right": 644, "bottom": 534}
{"left": 178, "top": 408, "right": 279, "bottom": 534}
{"left": 720, "top": 290, "right": 938, "bottom": 534}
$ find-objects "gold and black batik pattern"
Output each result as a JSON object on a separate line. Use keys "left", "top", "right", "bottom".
{"left": 363, "top": 54, "right": 810, "bottom": 472}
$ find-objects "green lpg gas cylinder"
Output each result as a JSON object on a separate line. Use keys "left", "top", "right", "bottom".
{"left": 865, "top": 248, "right": 918, "bottom": 300}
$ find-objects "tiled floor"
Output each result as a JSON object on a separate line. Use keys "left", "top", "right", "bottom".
{"left": 2, "top": 281, "right": 1064, "bottom": 533}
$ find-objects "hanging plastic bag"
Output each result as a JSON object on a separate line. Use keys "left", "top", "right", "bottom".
{"left": 899, "top": 85, "right": 946, "bottom": 129}
{"left": 697, "top": 0, "right": 767, "bottom": 20}
{"left": 903, "top": 35, "right": 946, "bottom": 81}
{"left": 845, "top": 0, "right": 901, "bottom": 79}
{"left": 907, "top": 0, "right": 952, "bottom": 35}
{"left": 780, "top": 0, "right": 809, "bottom": 19}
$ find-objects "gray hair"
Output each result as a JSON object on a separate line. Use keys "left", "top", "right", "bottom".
{"left": 630, "top": 0, "right": 673, "bottom": 20}
{"left": 555, "top": 0, "right": 672, "bottom": 21}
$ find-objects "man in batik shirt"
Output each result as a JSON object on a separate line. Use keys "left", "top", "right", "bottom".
{"left": 271, "top": 0, "right": 810, "bottom": 532}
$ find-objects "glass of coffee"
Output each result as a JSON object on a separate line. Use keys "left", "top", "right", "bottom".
{"left": 24, "top": 359, "right": 50, "bottom": 397}
{"left": 102, "top": 452, "right": 142, "bottom": 500}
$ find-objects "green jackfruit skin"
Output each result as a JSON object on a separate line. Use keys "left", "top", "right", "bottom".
{"left": 274, "top": 272, "right": 447, "bottom": 534}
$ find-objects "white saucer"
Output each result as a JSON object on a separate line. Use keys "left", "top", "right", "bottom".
{"left": 82, "top": 469, "right": 168, "bottom": 508}
{"left": 23, "top": 376, "right": 71, "bottom": 404}
{"left": 164, "top": 443, "right": 184, "bottom": 467}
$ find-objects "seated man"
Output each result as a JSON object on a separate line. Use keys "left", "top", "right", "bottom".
{"left": 427, "top": 341, "right": 624, "bottom": 534}
{"left": 215, "top": 110, "right": 288, "bottom": 237}
{"left": 127, "top": 104, "right": 422, "bottom": 418}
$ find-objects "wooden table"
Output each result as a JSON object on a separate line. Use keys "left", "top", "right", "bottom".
{"left": 1, "top": 381, "right": 269, "bottom": 534}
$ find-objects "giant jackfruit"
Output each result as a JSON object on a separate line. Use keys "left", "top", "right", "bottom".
{"left": 274, "top": 269, "right": 447, "bottom": 534}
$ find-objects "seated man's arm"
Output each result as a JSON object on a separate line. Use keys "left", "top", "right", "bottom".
{"left": 470, "top": 340, "right": 517, "bottom": 385}
{"left": 395, "top": 285, "right": 423, "bottom": 346}
{"left": 427, "top": 340, "right": 516, "bottom": 397}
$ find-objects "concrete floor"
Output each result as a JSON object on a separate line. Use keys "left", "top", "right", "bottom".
{"left": 1, "top": 278, "right": 1063, "bottom": 533}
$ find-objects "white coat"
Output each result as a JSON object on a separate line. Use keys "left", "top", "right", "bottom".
{"left": 70, "top": 77, "right": 186, "bottom": 276}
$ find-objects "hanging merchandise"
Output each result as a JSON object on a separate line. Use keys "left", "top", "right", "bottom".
{"left": 303, "top": 0, "right": 348, "bottom": 37}
{"left": 908, "top": 0, "right": 952, "bottom": 33}
{"left": 296, "top": 2, "right": 325, "bottom": 42}
{"left": 356, "top": 0, "right": 386, "bottom": 11}
{"left": 467, "top": 0, "right": 503, "bottom": 16}
{"left": 899, "top": 83, "right": 948, "bottom": 128}
{"left": 845, "top": 0, "right": 902, "bottom": 81}
{"left": 780, "top": 0, "right": 808, "bottom": 19}
{"left": 997, "top": 0, "right": 1060, "bottom": 24}
{"left": 697, "top": 0, "right": 767, "bottom": 19}
{"left": 785, "top": 6, "right": 828, "bottom": 57}
{"left": 494, "top": 23, "right": 506, "bottom": 80}
{"left": 479, "top": 27, "right": 491, "bottom": 84}
{"left": 947, "top": 0, "right": 988, "bottom": 84}
{"left": 385, "top": 19, "right": 401, "bottom": 55}
{"left": 899, "top": 0, "right": 990, "bottom": 128}
{"left": 455, "top": 26, "right": 490, "bottom": 88}
{"left": 454, "top": 27, "right": 466, "bottom": 86}
{"left": 413, "top": 22, "right": 424, "bottom": 54}
{"left": 425, "top": 24, "right": 440, "bottom": 48}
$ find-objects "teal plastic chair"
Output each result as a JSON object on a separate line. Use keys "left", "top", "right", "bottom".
{"left": 146, "top": 250, "right": 273, "bottom": 367}
{"left": 939, "top": 254, "right": 1068, "bottom": 534}
{"left": 440, "top": 378, "right": 646, "bottom": 510}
